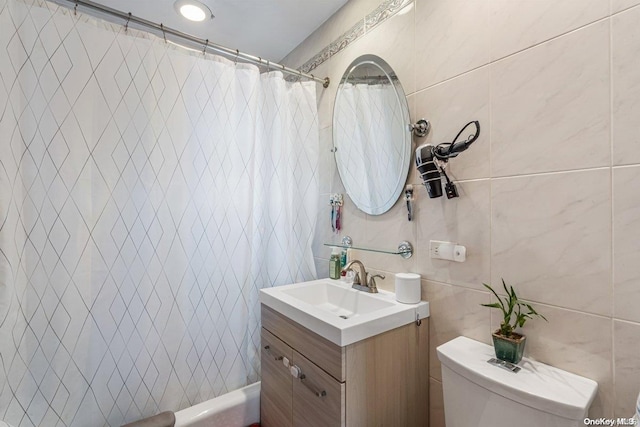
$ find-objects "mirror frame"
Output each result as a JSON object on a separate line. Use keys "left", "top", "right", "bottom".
{"left": 332, "top": 54, "right": 412, "bottom": 216}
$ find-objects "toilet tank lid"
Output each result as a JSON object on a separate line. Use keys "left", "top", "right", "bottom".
{"left": 436, "top": 336, "right": 598, "bottom": 421}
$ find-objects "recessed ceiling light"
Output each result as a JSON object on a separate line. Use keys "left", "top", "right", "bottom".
{"left": 174, "top": 0, "right": 214, "bottom": 22}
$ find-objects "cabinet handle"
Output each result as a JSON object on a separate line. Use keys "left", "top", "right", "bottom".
{"left": 300, "top": 374, "right": 327, "bottom": 398}
{"left": 290, "top": 365, "right": 327, "bottom": 397}
{"left": 263, "top": 345, "right": 283, "bottom": 361}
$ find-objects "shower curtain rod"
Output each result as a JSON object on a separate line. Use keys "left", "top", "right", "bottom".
{"left": 54, "top": 0, "right": 331, "bottom": 88}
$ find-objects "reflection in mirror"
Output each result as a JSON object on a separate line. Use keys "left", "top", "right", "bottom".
{"left": 333, "top": 55, "right": 411, "bottom": 215}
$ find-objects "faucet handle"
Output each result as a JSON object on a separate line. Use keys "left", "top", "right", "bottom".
{"left": 342, "top": 261, "right": 364, "bottom": 286}
{"left": 351, "top": 271, "right": 362, "bottom": 286}
{"left": 367, "top": 274, "right": 385, "bottom": 292}
{"left": 342, "top": 267, "right": 361, "bottom": 285}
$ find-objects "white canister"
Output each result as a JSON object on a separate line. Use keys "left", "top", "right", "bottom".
{"left": 395, "top": 273, "right": 421, "bottom": 304}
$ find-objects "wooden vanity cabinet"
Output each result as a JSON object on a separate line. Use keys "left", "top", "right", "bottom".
{"left": 260, "top": 304, "right": 429, "bottom": 427}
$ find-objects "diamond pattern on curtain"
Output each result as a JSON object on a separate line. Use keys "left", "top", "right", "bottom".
{"left": 0, "top": 0, "right": 319, "bottom": 425}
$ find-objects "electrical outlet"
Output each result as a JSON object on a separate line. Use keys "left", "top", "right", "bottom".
{"left": 430, "top": 240, "right": 466, "bottom": 262}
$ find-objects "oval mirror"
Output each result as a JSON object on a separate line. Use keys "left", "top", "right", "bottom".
{"left": 333, "top": 54, "right": 411, "bottom": 215}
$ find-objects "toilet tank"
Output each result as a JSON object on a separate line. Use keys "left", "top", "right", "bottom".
{"left": 436, "top": 336, "right": 598, "bottom": 427}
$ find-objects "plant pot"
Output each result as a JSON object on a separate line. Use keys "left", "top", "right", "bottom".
{"left": 492, "top": 331, "right": 526, "bottom": 364}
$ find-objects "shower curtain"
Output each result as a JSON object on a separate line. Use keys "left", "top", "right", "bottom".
{"left": 0, "top": 0, "right": 319, "bottom": 425}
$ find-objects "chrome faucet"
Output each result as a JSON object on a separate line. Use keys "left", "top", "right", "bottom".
{"left": 342, "top": 260, "right": 384, "bottom": 293}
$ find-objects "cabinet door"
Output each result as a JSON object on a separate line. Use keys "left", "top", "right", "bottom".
{"left": 292, "top": 350, "right": 345, "bottom": 427}
{"left": 261, "top": 328, "right": 293, "bottom": 427}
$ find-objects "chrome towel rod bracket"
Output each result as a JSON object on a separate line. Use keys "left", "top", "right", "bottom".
{"left": 410, "top": 119, "right": 431, "bottom": 138}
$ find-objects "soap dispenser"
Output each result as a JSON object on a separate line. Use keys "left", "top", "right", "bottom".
{"left": 329, "top": 247, "right": 341, "bottom": 279}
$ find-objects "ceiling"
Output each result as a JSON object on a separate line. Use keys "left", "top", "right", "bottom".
{"left": 87, "top": 0, "right": 348, "bottom": 61}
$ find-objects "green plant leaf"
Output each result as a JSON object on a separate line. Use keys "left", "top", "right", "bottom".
{"left": 481, "top": 303, "right": 502, "bottom": 309}
{"left": 525, "top": 304, "right": 548, "bottom": 321}
{"left": 482, "top": 283, "right": 505, "bottom": 313}
{"left": 483, "top": 280, "right": 548, "bottom": 329}
{"left": 501, "top": 279, "right": 510, "bottom": 296}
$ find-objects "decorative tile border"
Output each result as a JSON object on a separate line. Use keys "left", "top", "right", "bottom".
{"left": 300, "top": 45, "right": 332, "bottom": 74}
{"left": 328, "top": 20, "right": 365, "bottom": 60}
{"left": 295, "top": 0, "right": 412, "bottom": 76}
{"left": 365, "top": 0, "right": 412, "bottom": 32}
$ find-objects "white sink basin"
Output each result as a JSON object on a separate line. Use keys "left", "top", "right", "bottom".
{"left": 260, "top": 279, "right": 429, "bottom": 346}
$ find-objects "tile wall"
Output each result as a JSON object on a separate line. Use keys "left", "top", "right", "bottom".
{"left": 282, "top": 0, "right": 640, "bottom": 422}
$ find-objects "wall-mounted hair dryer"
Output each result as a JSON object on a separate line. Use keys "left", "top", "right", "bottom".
{"left": 415, "top": 121, "right": 480, "bottom": 199}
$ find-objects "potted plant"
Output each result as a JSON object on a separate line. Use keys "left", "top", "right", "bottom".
{"left": 481, "top": 279, "right": 547, "bottom": 364}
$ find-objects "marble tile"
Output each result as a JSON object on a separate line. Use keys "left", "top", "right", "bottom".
{"left": 330, "top": 140, "right": 343, "bottom": 196}
{"left": 491, "top": 21, "right": 610, "bottom": 177}
{"left": 612, "top": 7, "right": 640, "bottom": 166}
{"left": 414, "top": 66, "right": 490, "bottom": 181}
{"left": 280, "top": 27, "right": 332, "bottom": 69}
{"left": 614, "top": 320, "right": 640, "bottom": 417}
{"left": 491, "top": 169, "right": 612, "bottom": 316}
{"left": 325, "top": 0, "right": 380, "bottom": 39}
{"left": 331, "top": 192, "right": 368, "bottom": 249}
{"left": 318, "top": 127, "right": 335, "bottom": 194}
{"left": 332, "top": 2, "right": 416, "bottom": 94}
{"left": 365, "top": 0, "right": 413, "bottom": 32}
{"left": 613, "top": 0, "right": 640, "bottom": 14}
{"left": 358, "top": 196, "right": 417, "bottom": 274}
{"left": 415, "top": 0, "right": 490, "bottom": 89}
{"left": 312, "top": 194, "right": 335, "bottom": 261}
{"left": 489, "top": 0, "right": 608, "bottom": 61}
{"left": 362, "top": 265, "right": 407, "bottom": 293}
{"left": 318, "top": 6, "right": 414, "bottom": 130}
{"left": 328, "top": 21, "right": 365, "bottom": 60}
{"left": 279, "top": 0, "right": 370, "bottom": 69}
{"left": 313, "top": 60, "right": 334, "bottom": 130}
{"left": 613, "top": 166, "right": 640, "bottom": 322}
{"left": 407, "top": 93, "right": 421, "bottom": 186}
{"left": 429, "top": 378, "right": 445, "bottom": 427}
{"left": 415, "top": 180, "right": 491, "bottom": 290}
{"left": 300, "top": 46, "right": 332, "bottom": 75}
{"left": 423, "top": 280, "right": 492, "bottom": 381}
{"left": 507, "top": 303, "right": 613, "bottom": 418}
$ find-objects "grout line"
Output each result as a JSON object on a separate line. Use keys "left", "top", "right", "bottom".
{"left": 412, "top": 64, "right": 491, "bottom": 96}
{"left": 609, "top": 10, "right": 617, "bottom": 413}
{"left": 488, "top": 32, "right": 494, "bottom": 292}
{"left": 612, "top": 318, "right": 640, "bottom": 327}
{"left": 422, "top": 278, "right": 615, "bottom": 321}
{"left": 610, "top": 1, "right": 640, "bottom": 16}
{"left": 413, "top": 17, "right": 612, "bottom": 96}
{"left": 297, "top": 0, "right": 609, "bottom": 90}
{"left": 612, "top": 163, "right": 640, "bottom": 170}
{"left": 341, "top": 16, "right": 612, "bottom": 97}
{"left": 409, "top": 162, "right": 637, "bottom": 187}
{"left": 512, "top": 298, "right": 614, "bottom": 321}
{"left": 488, "top": 16, "right": 610, "bottom": 65}
{"left": 490, "top": 166, "right": 611, "bottom": 181}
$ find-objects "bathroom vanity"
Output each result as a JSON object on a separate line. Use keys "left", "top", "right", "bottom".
{"left": 259, "top": 279, "right": 430, "bottom": 427}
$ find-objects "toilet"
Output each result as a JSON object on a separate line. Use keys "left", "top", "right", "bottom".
{"left": 437, "top": 336, "right": 598, "bottom": 427}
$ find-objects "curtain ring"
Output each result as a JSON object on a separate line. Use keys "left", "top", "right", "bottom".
{"left": 124, "top": 12, "right": 131, "bottom": 32}
{"left": 203, "top": 39, "right": 209, "bottom": 55}
{"left": 160, "top": 23, "right": 167, "bottom": 43}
